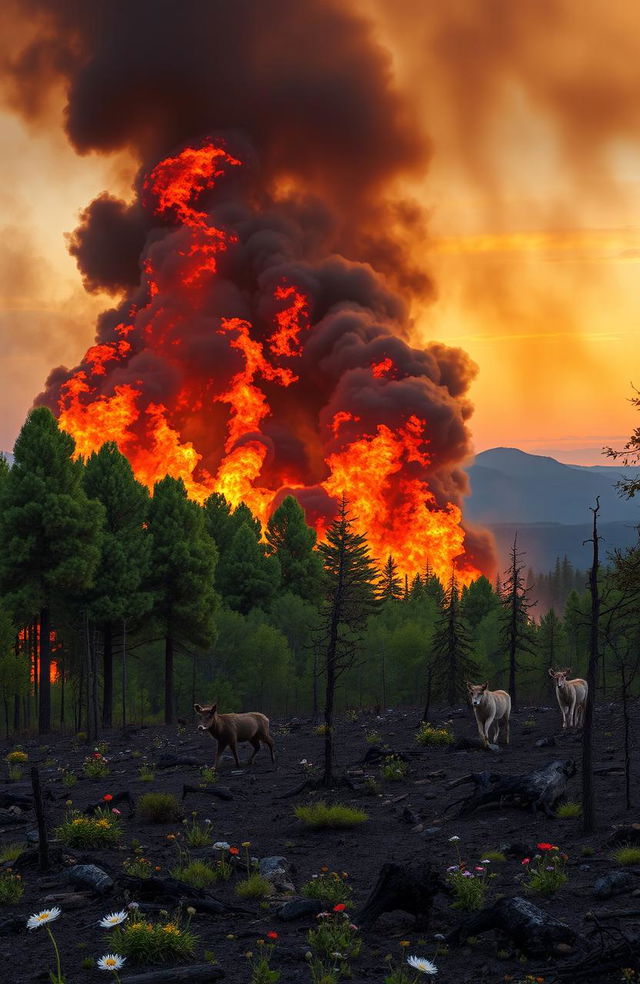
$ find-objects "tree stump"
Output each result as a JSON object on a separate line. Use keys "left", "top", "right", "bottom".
{"left": 450, "top": 759, "right": 576, "bottom": 817}
{"left": 446, "top": 896, "right": 577, "bottom": 956}
{"left": 355, "top": 862, "right": 446, "bottom": 931}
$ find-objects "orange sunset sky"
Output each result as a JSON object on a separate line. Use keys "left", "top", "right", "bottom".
{"left": 0, "top": 0, "right": 639, "bottom": 466}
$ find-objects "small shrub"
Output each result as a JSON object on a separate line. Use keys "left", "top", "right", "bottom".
{"left": 83, "top": 753, "right": 109, "bottom": 779}
{"left": 5, "top": 750, "right": 28, "bottom": 764}
{"left": 123, "top": 855, "right": 154, "bottom": 879}
{"left": 581, "top": 845, "right": 594, "bottom": 857}
{"left": 556, "top": 801, "right": 582, "bottom": 819}
{"left": 137, "top": 792, "right": 181, "bottom": 823}
{"left": 613, "top": 845, "right": 640, "bottom": 866}
{"left": 381, "top": 754, "right": 409, "bottom": 781}
{"left": 110, "top": 915, "right": 197, "bottom": 964}
{"left": 294, "top": 801, "right": 368, "bottom": 829}
{"left": 522, "top": 844, "right": 568, "bottom": 896}
{"left": 76, "top": 731, "right": 88, "bottom": 742}
{"left": 309, "top": 962, "right": 338, "bottom": 984}
{"left": 61, "top": 770, "right": 77, "bottom": 788}
{"left": 235, "top": 874, "right": 272, "bottom": 899}
{"left": 184, "top": 815, "right": 213, "bottom": 848}
{"left": 384, "top": 955, "right": 422, "bottom": 984}
{"left": 522, "top": 716, "right": 536, "bottom": 729}
{"left": 0, "top": 872, "right": 23, "bottom": 905}
{"left": 171, "top": 858, "right": 219, "bottom": 889}
{"left": 363, "top": 776, "right": 381, "bottom": 796}
{"left": 138, "top": 763, "right": 155, "bottom": 782}
{"left": 365, "top": 730, "right": 381, "bottom": 744}
{"left": 313, "top": 724, "right": 330, "bottom": 737}
{"left": 56, "top": 808, "right": 122, "bottom": 848}
{"left": 7, "top": 765, "right": 22, "bottom": 782}
{"left": 199, "top": 765, "right": 217, "bottom": 786}
{"left": 0, "top": 842, "right": 26, "bottom": 863}
{"left": 447, "top": 866, "right": 490, "bottom": 911}
{"left": 302, "top": 872, "right": 352, "bottom": 907}
{"left": 247, "top": 938, "right": 280, "bottom": 984}
{"left": 307, "top": 908, "right": 361, "bottom": 972}
{"left": 415, "top": 722, "right": 454, "bottom": 746}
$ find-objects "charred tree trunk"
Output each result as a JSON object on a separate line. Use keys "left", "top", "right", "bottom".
{"left": 583, "top": 498, "right": 600, "bottom": 834}
{"left": 85, "top": 612, "right": 99, "bottom": 742}
{"left": 38, "top": 606, "right": 51, "bottom": 735}
{"left": 102, "top": 621, "right": 113, "bottom": 729}
{"left": 450, "top": 759, "right": 576, "bottom": 818}
{"left": 355, "top": 862, "right": 445, "bottom": 931}
{"left": 164, "top": 633, "right": 174, "bottom": 725}
{"left": 322, "top": 622, "right": 338, "bottom": 788}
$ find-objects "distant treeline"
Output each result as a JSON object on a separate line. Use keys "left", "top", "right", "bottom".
{"left": 0, "top": 407, "right": 638, "bottom": 738}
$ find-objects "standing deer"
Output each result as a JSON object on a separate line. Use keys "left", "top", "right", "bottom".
{"left": 193, "top": 702, "right": 275, "bottom": 768}
{"left": 466, "top": 681, "right": 511, "bottom": 746}
{"left": 548, "top": 668, "right": 588, "bottom": 729}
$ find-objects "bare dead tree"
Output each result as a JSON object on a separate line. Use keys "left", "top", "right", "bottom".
{"left": 582, "top": 497, "right": 601, "bottom": 834}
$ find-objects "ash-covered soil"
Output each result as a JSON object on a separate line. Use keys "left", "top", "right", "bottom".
{"left": 0, "top": 700, "right": 637, "bottom": 984}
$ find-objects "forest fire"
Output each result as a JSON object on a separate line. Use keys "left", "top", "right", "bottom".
{"left": 52, "top": 140, "right": 488, "bottom": 585}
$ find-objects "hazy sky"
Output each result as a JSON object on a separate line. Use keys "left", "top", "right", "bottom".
{"left": 1, "top": 0, "right": 639, "bottom": 465}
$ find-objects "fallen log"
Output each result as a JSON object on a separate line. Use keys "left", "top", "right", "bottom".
{"left": 542, "top": 927, "right": 639, "bottom": 981}
{"left": 445, "top": 896, "right": 578, "bottom": 956}
{"left": 120, "top": 874, "right": 252, "bottom": 913}
{"left": 355, "top": 862, "right": 446, "bottom": 931}
{"left": 181, "top": 784, "right": 233, "bottom": 802}
{"left": 84, "top": 791, "right": 135, "bottom": 817}
{"left": 586, "top": 908, "right": 640, "bottom": 920}
{"left": 448, "top": 759, "right": 576, "bottom": 818}
{"left": 121, "top": 966, "right": 224, "bottom": 982}
{"left": 156, "top": 754, "right": 202, "bottom": 769}
{"left": 360, "top": 745, "right": 409, "bottom": 766}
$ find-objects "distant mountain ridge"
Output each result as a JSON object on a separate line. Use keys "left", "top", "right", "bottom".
{"left": 466, "top": 447, "right": 639, "bottom": 570}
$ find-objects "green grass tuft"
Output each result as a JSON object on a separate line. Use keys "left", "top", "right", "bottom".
{"left": 170, "top": 859, "right": 220, "bottom": 889}
{"left": 556, "top": 801, "right": 582, "bottom": 819}
{"left": 234, "top": 874, "right": 272, "bottom": 899}
{"left": 110, "top": 916, "right": 197, "bottom": 964}
{"left": 613, "top": 845, "right": 640, "bottom": 866}
{"left": 415, "top": 722, "right": 454, "bottom": 746}
{"left": 0, "top": 872, "right": 24, "bottom": 905}
{"left": 137, "top": 792, "right": 181, "bottom": 823}
{"left": 56, "top": 808, "right": 122, "bottom": 848}
{"left": 294, "top": 801, "right": 368, "bottom": 829}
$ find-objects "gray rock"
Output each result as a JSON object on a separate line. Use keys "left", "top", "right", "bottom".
{"left": 420, "top": 826, "right": 442, "bottom": 837}
{"left": 65, "top": 864, "right": 113, "bottom": 895}
{"left": 276, "top": 898, "right": 324, "bottom": 921}
{"left": 593, "top": 870, "right": 635, "bottom": 899}
{"left": 535, "top": 737, "right": 556, "bottom": 748}
{"left": 259, "top": 855, "right": 295, "bottom": 893}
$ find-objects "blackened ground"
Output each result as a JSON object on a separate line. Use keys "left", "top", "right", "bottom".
{"left": 0, "top": 700, "right": 637, "bottom": 984}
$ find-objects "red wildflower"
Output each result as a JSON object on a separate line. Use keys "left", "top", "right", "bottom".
{"left": 267, "top": 931, "right": 278, "bottom": 940}
{"left": 103, "top": 794, "right": 113, "bottom": 802}
{"left": 333, "top": 903, "right": 346, "bottom": 912}
{"left": 536, "top": 843, "right": 555, "bottom": 851}
{"left": 229, "top": 846, "right": 240, "bottom": 856}
{"left": 522, "top": 858, "right": 530, "bottom": 865}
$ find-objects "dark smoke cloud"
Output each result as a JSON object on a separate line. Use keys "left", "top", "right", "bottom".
{"left": 2, "top": 0, "right": 432, "bottom": 296}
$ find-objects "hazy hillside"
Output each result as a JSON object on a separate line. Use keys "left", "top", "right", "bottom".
{"left": 467, "top": 447, "right": 639, "bottom": 570}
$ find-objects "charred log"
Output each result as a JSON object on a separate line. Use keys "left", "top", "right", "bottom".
{"left": 446, "top": 896, "right": 578, "bottom": 956}
{"left": 359, "top": 745, "right": 409, "bottom": 766}
{"left": 449, "top": 759, "right": 576, "bottom": 818}
{"left": 156, "top": 754, "right": 202, "bottom": 769}
{"left": 545, "top": 925, "right": 639, "bottom": 981}
{"left": 355, "top": 862, "right": 446, "bottom": 931}
{"left": 120, "top": 874, "right": 251, "bottom": 913}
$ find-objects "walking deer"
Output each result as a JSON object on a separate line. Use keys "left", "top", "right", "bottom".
{"left": 548, "top": 668, "right": 588, "bottom": 729}
{"left": 193, "top": 702, "right": 275, "bottom": 768}
{"left": 466, "top": 681, "right": 511, "bottom": 746}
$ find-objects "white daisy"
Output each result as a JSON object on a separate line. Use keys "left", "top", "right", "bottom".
{"left": 27, "top": 907, "right": 62, "bottom": 930}
{"left": 213, "top": 841, "right": 230, "bottom": 850}
{"left": 407, "top": 955, "right": 438, "bottom": 975}
{"left": 448, "top": 835, "right": 460, "bottom": 842}
{"left": 97, "top": 953, "right": 126, "bottom": 971}
{"left": 99, "top": 910, "right": 128, "bottom": 928}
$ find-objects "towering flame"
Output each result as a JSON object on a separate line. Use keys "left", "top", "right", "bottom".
{"left": 52, "top": 139, "right": 489, "bottom": 585}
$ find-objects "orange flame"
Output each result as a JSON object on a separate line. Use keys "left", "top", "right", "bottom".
{"left": 55, "top": 140, "right": 482, "bottom": 582}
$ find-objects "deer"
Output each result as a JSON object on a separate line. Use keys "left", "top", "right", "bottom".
{"left": 193, "top": 702, "right": 275, "bottom": 769}
{"left": 466, "top": 681, "right": 511, "bottom": 746}
{"left": 548, "top": 668, "right": 588, "bottom": 729}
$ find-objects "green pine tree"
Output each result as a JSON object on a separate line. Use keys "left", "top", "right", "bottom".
{"left": 148, "top": 476, "right": 218, "bottom": 723}
{"left": 83, "top": 442, "right": 154, "bottom": 727}
{"left": 0, "top": 408, "right": 104, "bottom": 733}
{"left": 380, "top": 555, "right": 403, "bottom": 602}
{"left": 217, "top": 522, "right": 281, "bottom": 614}
{"left": 265, "top": 495, "right": 323, "bottom": 602}
{"left": 318, "top": 497, "right": 378, "bottom": 786}
{"left": 431, "top": 570, "right": 479, "bottom": 706}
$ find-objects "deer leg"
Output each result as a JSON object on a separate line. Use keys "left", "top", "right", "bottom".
{"left": 230, "top": 740, "right": 241, "bottom": 768}
{"left": 504, "top": 714, "right": 510, "bottom": 745}
{"left": 483, "top": 711, "right": 495, "bottom": 745}
{"left": 215, "top": 740, "right": 226, "bottom": 770}
{"left": 264, "top": 735, "right": 275, "bottom": 764}
{"left": 248, "top": 737, "right": 260, "bottom": 764}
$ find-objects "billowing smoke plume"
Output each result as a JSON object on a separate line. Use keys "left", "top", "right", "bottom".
{"left": 2, "top": 0, "right": 495, "bottom": 579}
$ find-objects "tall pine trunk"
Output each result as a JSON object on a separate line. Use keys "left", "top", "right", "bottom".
{"left": 582, "top": 498, "right": 600, "bottom": 834}
{"left": 38, "top": 606, "right": 51, "bottom": 734}
{"left": 165, "top": 633, "right": 175, "bottom": 724}
{"left": 102, "top": 621, "right": 113, "bottom": 728}
{"left": 322, "top": 606, "right": 340, "bottom": 788}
